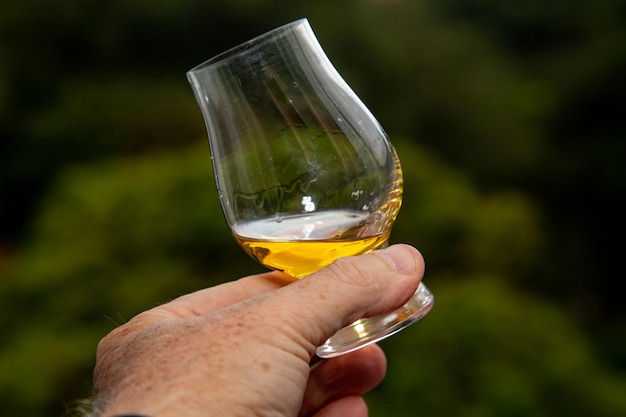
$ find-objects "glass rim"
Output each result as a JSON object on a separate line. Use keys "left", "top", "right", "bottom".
{"left": 187, "top": 18, "right": 310, "bottom": 74}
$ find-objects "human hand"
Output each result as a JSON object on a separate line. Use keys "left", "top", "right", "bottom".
{"left": 92, "top": 244, "right": 425, "bottom": 417}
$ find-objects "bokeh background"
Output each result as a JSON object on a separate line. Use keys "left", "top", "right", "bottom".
{"left": 1, "top": 1, "right": 625, "bottom": 416}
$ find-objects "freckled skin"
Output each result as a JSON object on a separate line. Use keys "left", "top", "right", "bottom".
{"left": 93, "top": 245, "right": 424, "bottom": 417}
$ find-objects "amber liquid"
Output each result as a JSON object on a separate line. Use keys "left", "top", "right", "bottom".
{"left": 232, "top": 210, "right": 390, "bottom": 279}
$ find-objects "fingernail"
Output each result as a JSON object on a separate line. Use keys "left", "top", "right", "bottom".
{"left": 377, "top": 245, "right": 418, "bottom": 275}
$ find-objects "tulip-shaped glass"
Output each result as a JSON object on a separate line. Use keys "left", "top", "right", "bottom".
{"left": 187, "top": 18, "right": 433, "bottom": 358}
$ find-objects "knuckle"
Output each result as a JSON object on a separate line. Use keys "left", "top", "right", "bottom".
{"left": 325, "top": 255, "right": 378, "bottom": 291}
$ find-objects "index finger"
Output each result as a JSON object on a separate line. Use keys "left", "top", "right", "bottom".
{"left": 150, "top": 270, "right": 295, "bottom": 320}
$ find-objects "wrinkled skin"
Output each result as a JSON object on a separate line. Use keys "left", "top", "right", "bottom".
{"left": 93, "top": 244, "right": 424, "bottom": 417}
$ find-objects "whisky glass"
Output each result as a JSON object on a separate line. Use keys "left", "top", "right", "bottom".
{"left": 187, "top": 18, "right": 433, "bottom": 358}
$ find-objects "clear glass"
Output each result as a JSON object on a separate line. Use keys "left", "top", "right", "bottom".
{"left": 187, "top": 18, "right": 434, "bottom": 358}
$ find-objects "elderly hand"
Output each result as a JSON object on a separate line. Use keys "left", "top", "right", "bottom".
{"left": 92, "top": 244, "right": 424, "bottom": 417}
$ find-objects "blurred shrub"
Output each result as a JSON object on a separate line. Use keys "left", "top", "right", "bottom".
{"left": 393, "top": 138, "right": 543, "bottom": 281}
{"left": 369, "top": 278, "right": 626, "bottom": 417}
{"left": 2, "top": 139, "right": 623, "bottom": 417}
{"left": 0, "top": 143, "right": 261, "bottom": 417}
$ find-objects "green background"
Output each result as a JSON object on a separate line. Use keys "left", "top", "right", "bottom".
{"left": 1, "top": 1, "right": 625, "bottom": 416}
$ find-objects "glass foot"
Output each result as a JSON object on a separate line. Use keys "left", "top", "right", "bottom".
{"left": 316, "top": 282, "right": 434, "bottom": 358}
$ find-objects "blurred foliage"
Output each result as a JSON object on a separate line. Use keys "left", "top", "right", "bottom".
{"left": 372, "top": 279, "right": 626, "bottom": 417}
{"left": 0, "top": 144, "right": 264, "bottom": 416}
{"left": 1, "top": 0, "right": 625, "bottom": 416}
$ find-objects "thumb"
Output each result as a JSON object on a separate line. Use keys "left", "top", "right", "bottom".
{"left": 264, "top": 244, "right": 425, "bottom": 352}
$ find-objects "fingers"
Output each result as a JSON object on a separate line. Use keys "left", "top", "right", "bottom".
{"left": 263, "top": 244, "right": 424, "bottom": 348}
{"left": 300, "top": 345, "right": 386, "bottom": 417}
{"left": 308, "top": 244, "right": 424, "bottom": 319}
{"left": 138, "top": 270, "right": 295, "bottom": 322}
{"left": 131, "top": 244, "right": 423, "bottom": 336}
{"left": 92, "top": 245, "right": 423, "bottom": 417}
{"left": 310, "top": 396, "right": 369, "bottom": 417}
{"left": 109, "top": 244, "right": 423, "bottom": 361}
